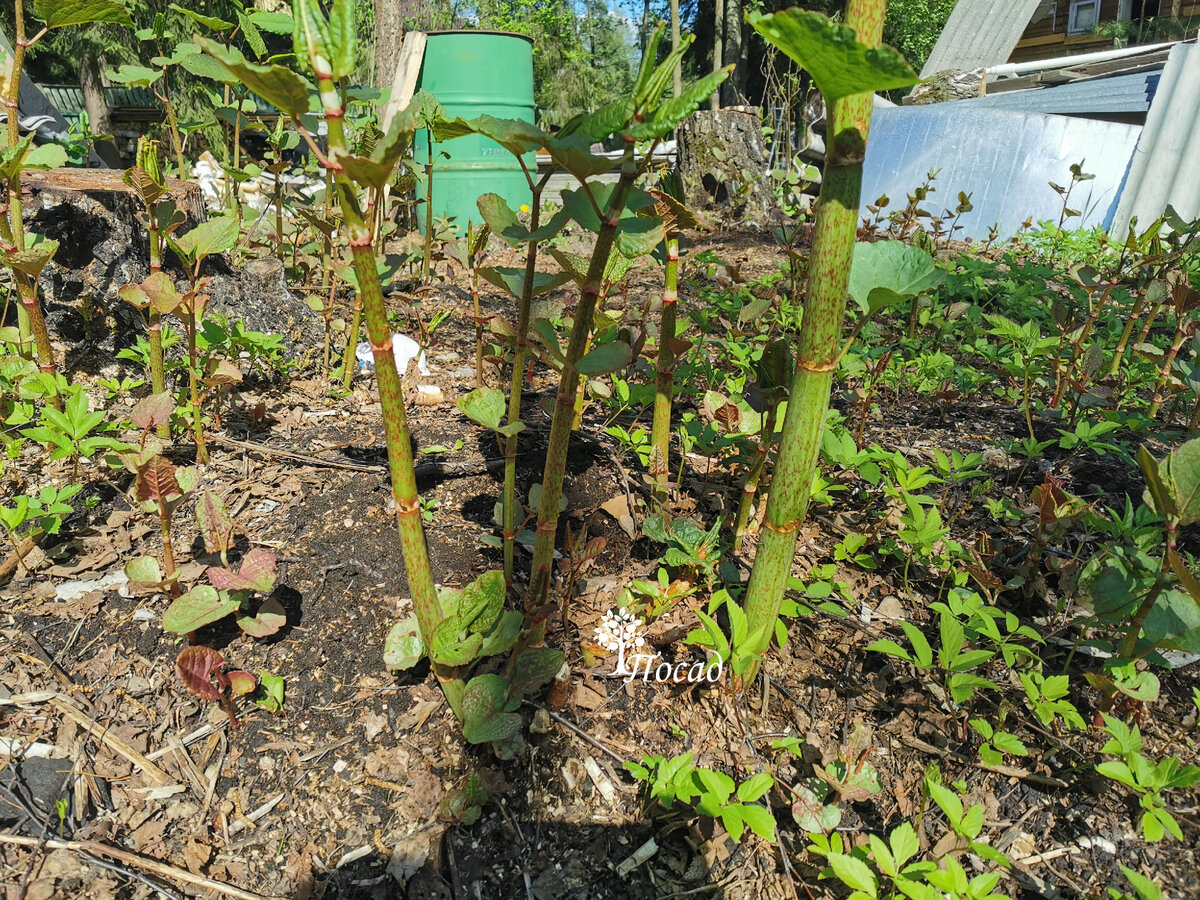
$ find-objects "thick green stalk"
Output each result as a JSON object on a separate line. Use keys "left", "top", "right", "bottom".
{"left": 530, "top": 148, "right": 638, "bottom": 602}
{"left": 1108, "top": 294, "right": 1146, "bottom": 378}
{"left": 735, "top": 404, "right": 777, "bottom": 541}
{"left": 740, "top": 0, "right": 886, "bottom": 682}
{"left": 340, "top": 290, "right": 362, "bottom": 390}
{"left": 4, "top": 3, "right": 58, "bottom": 398}
{"left": 502, "top": 192, "right": 543, "bottom": 587}
{"left": 184, "top": 317, "right": 208, "bottom": 463}
{"left": 312, "top": 71, "right": 449, "bottom": 711}
{"left": 146, "top": 197, "right": 169, "bottom": 440}
{"left": 650, "top": 235, "right": 679, "bottom": 499}
{"left": 1148, "top": 317, "right": 1189, "bottom": 418}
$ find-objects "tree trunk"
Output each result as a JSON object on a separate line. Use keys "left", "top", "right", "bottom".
{"left": 78, "top": 53, "right": 122, "bottom": 169}
{"left": 671, "top": 0, "right": 681, "bottom": 97}
{"left": 710, "top": 0, "right": 724, "bottom": 111}
{"left": 722, "top": 0, "right": 745, "bottom": 106}
{"left": 375, "top": 0, "right": 406, "bottom": 91}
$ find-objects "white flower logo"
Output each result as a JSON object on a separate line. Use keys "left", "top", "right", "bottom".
{"left": 594, "top": 608, "right": 646, "bottom": 676}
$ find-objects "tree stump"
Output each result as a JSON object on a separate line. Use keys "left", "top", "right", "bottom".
{"left": 14, "top": 169, "right": 320, "bottom": 373}
{"left": 677, "top": 108, "right": 775, "bottom": 228}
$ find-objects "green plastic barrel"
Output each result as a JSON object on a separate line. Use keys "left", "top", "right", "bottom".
{"left": 415, "top": 31, "right": 535, "bottom": 234}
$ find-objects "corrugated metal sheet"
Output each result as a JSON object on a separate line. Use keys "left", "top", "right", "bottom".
{"left": 920, "top": 0, "right": 1043, "bottom": 78}
{"left": 39, "top": 85, "right": 159, "bottom": 118}
{"left": 860, "top": 105, "right": 1141, "bottom": 239}
{"left": 959, "top": 71, "right": 1161, "bottom": 115}
{"left": 1110, "top": 44, "right": 1200, "bottom": 239}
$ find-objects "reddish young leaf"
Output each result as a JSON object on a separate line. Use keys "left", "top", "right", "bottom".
{"left": 196, "top": 489, "right": 235, "bottom": 556}
{"left": 135, "top": 455, "right": 181, "bottom": 505}
{"left": 226, "top": 670, "right": 257, "bottom": 696}
{"left": 130, "top": 393, "right": 174, "bottom": 432}
{"left": 208, "top": 548, "right": 278, "bottom": 594}
{"left": 176, "top": 646, "right": 224, "bottom": 701}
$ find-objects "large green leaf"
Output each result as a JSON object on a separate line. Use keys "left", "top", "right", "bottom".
{"left": 176, "top": 52, "right": 238, "bottom": 85}
{"left": 1160, "top": 437, "right": 1200, "bottom": 526}
{"left": 476, "top": 193, "right": 569, "bottom": 247}
{"left": 3, "top": 241, "right": 58, "bottom": 279}
{"left": 170, "top": 213, "right": 239, "bottom": 267}
{"left": 461, "top": 674, "right": 522, "bottom": 745}
{"left": 543, "top": 132, "right": 617, "bottom": 179}
{"left": 577, "top": 341, "right": 633, "bottom": 375}
{"left": 1143, "top": 589, "right": 1200, "bottom": 653}
{"left": 456, "top": 387, "right": 505, "bottom": 430}
{"left": 163, "top": 585, "right": 239, "bottom": 634}
{"left": 508, "top": 647, "right": 564, "bottom": 698}
{"left": 383, "top": 616, "right": 425, "bottom": 671}
{"left": 168, "top": 3, "right": 232, "bottom": 30}
{"left": 434, "top": 114, "right": 546, "bottom": 158}
{"left": 561, "top": 182, "right": 656, "bottom": 235}
{"left": 195, "top": 37, "right": 312, "bottom": 117}
{"left": 32, "top": 0, "right": 133, "bottom": 28}
{"left": 478, "top": 266, "right": 572, "bottom": 301}
{"left": 847, "top": 241, "right": 944, "bottom": 315}
{"left": 248, "top": 9, "right": 294, "bottom": 34}
{"left": 748, "top": 9, "right": 919, "bottom": 101}
{"left": 107, "top": 65, "right": 163, "bottom": 87}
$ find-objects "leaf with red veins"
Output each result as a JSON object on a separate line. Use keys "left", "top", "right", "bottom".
{"left": 176, "top": 646, "right": 225, "bottom": 701}
{"left": 208, "top": 548, "right": 278, "bottom": 593}
{"left": 130, "top": 392, "right": 174, "bottom": 432}
{"left": 135, "top": 455, "right": 182, "bottom": 505}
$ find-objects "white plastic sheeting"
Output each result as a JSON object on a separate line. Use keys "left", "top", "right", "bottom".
{"left": 860, "top": 105, "right": 1142, "bottom": 240}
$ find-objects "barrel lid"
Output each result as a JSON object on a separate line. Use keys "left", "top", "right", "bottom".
{"left": 424, "top": 29, "right": 534, "bottom": 44}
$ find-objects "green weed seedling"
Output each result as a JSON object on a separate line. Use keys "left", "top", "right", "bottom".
{"left": 0, "top": 484, "right": 83, "bottom": 575}
{"left": 1108, "top": 866, "right": 1165, "bottom": 900}
{"left": 619, "top": 567, "right": 697, "bottom": 623}
{"left": 1096, "top": 714, "right": 1200, "bottom": 842}
{"left": 625, "top": 752, "right": 776, "bottom": 843}
{"left": 22, "top": 387, "right": 127, "bottom": 481}
{"left": 968, "top": 719, "right": 1028, "bottom": 767}
{"left": 685, "top": 589, "right": 771, "bottom": 693}
{"left": 867, "top": 610, "right": 998, "bottom": 707}
{"left": 1020, "top": 673, "right": 1086, "bottom": 731}
{"left": 641, "top": 514, "right": 723, "bottom": 588}
{"left": 808, "top": 817, "right": 1011, "bottom": 900}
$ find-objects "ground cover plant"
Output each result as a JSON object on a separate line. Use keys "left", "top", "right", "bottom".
{"left": 0, "top": 1, "right": 1198, "bottom": 898}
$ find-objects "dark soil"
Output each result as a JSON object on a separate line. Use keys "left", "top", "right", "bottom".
{"left": 1, "top": 228, "right": 1196, "bottom": 900}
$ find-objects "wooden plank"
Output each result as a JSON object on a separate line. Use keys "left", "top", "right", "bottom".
{"left": 381, "top": 31, "right": 427, "bottom": 134}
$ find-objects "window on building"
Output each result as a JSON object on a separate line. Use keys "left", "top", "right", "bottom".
{"left": 1032, "top": 0, "right": 1059, "bottom": 31}
{"left": 1068, "top": 0, "right": 1100, "bottom": 34}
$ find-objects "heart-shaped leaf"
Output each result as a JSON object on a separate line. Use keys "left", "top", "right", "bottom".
{"left": 236, "top": 597, "right": 286, "bottom": 638}
{"left": 3, "top": 242, "right": 60, "bottom": 279}
{"left": 847, "top": 241, "right": 944, "bottom": 316}
{"left": 124, "top": 556, "right": 163, "bottom": 585}
{"left": 226, "top": 669, "right": 257, "bottom": 695}
{"left": 164, "top": 585, "right": 240, "bottom": 634}
{"left": 748, "top": 8, "right": 919, "bottom": 101}
{"left": 194, "top": 38, "right": 312, "bottom": 118}
{"left": 577, "top": 341, "right": 633, "bottom": 375}
{"left": 175, "top": 645, "right": 225, "bottom": 701}
{"left": 457, "top": 387, "right": 506, "bottom": 430}
{"left": 130, "top": 392, "right": 174, "bottom": 432}
{"left": 507, "top": 647, "right": 564, "bottom": 698}
{"left": 196, "top": 488, "right": 235, "bottom": 556}
{"left": 207, "top": 548, "right": 278, "bottom": 593}
{"left": 461, "top": 674, "right": 522, "bottom": 745}
{"left": 135, "top": 455, "right": 182, "bottom": 506}
{"left": 384, "top": 616, "right": 425, "bottom": 671}
{"left": 477, "top": 266, "right": 572, "bottom": 300}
